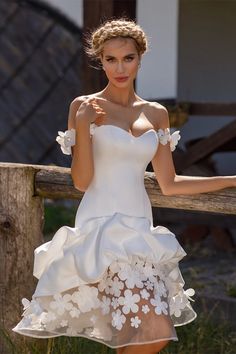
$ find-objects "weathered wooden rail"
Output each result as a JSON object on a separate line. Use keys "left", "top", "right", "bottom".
{"left": 0, "top": 162, "right": 236, "bottom": 353}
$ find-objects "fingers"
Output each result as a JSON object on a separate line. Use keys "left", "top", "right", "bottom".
{"left": 84, "top": 97, "right": 106, "bottom": 118}
{"left": 91, "top": 98, "right": 106, "bottom": 115}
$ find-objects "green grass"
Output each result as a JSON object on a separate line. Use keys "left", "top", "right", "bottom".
{"left": 43, "top": 201, "right": 77, "bottom": 239}
{"left": 2, "top": 312, "right": 236, "bottom": 354}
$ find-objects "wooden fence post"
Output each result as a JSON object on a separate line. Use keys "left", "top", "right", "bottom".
{"left": 0, "top": 163, "right": 44, "bottom": 353}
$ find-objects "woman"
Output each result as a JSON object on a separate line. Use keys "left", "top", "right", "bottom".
{"left": 13, "top": 19, "right": 236, "bottom": 354}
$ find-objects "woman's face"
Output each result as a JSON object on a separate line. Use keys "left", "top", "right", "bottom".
{"left": 100, "top": 37, "right": 140, "bottom": 88}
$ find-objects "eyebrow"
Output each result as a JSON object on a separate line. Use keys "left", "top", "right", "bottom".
{"left": 104, "top": 53, "right": 137, "bottom": 58}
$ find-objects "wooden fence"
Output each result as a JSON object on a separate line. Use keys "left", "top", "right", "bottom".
{"left": 0, "top": 162, "right": 235, "bottom": 353}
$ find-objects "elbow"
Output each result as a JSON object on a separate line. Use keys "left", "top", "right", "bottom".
{"left": 161, "top": 184, "right": 175, "bottom": 196}
{"left": 73, "top": 179, "right": 89, "bottom": 192}
{"left": 74, "top": 183, "right": 87, "bottom": 192}
{"left": 72, "top": 176, "right": 92, "bottom": 192}
{"left": 161, "top": 189, "right": 173, "bottom": 196}
{"left": 160, "top": 176, "right": 179, "bottom": 196}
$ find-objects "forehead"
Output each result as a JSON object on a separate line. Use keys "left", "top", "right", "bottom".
{"left": 102, "top": 37, "right": 138, "bottom": 56}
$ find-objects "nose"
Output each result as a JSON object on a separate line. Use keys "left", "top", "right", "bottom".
{"left": 116, "top": 61, "right": 125, "bottom": 73}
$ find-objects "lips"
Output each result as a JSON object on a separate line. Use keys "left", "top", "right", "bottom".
{"left": 114, "top": 76, "right": 129, "bottom": 82}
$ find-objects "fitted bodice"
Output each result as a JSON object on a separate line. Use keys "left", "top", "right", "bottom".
{"left": 75, "top": 124, "right": 159, "bottom": 227}
{"left": 55, "top": 122, "right": 181, "bottom": 228}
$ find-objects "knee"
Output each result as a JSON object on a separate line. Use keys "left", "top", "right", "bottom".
{"left": 154, "top": 339, "right": 170, "bottom": 352}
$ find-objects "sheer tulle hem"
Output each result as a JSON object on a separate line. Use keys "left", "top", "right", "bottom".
{"left": 12, "top": 327, "right": 179, "bottom": 349}
{"left": 12, "top": 257, "right": 196, "bottom": 348}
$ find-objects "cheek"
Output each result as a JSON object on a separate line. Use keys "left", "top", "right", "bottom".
{"left": 128, "top": 61, "right": 139, "bottom": 75}
{"left": 103, "top": 64, "right": 115, "bottom": 76}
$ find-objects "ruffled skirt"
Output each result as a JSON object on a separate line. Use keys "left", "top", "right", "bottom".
{"left": 12, "top": 212, "right": 197, "bottom": 348}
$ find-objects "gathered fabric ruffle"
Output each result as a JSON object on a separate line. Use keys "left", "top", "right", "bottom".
{"left": 12, "top": 212, "right": 196, "bottom": 348}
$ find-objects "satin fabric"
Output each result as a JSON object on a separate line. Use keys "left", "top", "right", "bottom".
{"left": 12, "top": 124, "right": 197, "bottom": 347}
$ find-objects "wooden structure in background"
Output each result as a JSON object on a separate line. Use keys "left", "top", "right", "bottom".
{"left": 0, "top": 0, "right": 83, "bottom": 166}
{"left": 173, "top": 102, "right": 236, "bottom": 173}
{"left": 1, "top": 0, "right": 235, "bottom": 174}
{"left": 0, "top": 163, "right": 44, "bottom": 353}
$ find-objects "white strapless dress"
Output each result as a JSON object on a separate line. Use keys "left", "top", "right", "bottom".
{"left": 12, "top": 123, "right": 197, "bottom": 348}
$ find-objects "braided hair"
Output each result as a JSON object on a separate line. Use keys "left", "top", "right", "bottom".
{"left": 85, "top": 18, "right": 148, "bottom": 60}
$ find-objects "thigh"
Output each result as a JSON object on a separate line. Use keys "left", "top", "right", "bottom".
{"left": 122, "top": 339, "right": 170, "bottom": 354}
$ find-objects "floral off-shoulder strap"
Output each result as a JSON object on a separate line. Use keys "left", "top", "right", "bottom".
{"left": 156, "top": 128, "right": 181, "bottom": 152}
{"left": 55, "top": 123, "right": 96, "bottom": 155}
{"left": 56, "top": 125, "right": 181, "bottom": 155}
{"left": 56, "top": 128, "right": 76, "bottom": 155}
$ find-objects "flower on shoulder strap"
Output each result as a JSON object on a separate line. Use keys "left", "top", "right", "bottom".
{"left": 157, "top": 128, "right": 181, "bottom": 152}
{"left": 170, "top": 130, "right": 181, "bottom": 152}
{"left": 56, "top": 128, "right": 76, "bottom": 155}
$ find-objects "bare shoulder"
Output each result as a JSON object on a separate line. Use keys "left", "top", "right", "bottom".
{"left": 68, "top": 94, "right": 96, "bottom": 129}
{"left": 70, "top": 94, "right": 91, "bottom": 108}
{"left": 144, "top": 101, "right": 169, "bottom": 130}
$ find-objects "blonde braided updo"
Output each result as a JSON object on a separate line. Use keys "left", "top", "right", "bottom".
{"left": 85, "top": 18, "right": 148, "bottom": 60}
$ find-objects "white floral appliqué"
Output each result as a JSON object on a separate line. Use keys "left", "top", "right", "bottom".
{"left": 110, "top": 276, "right": 125, "bottom": 297}
{"left": 111, "top": 297, "right": 119, "bottom": 310}
{"left": 118, "top": 263, "right": 144, "bottom": 289}
{"left": 140, "top": 289, "right": 150, "bottom": 300}
{"left": 150, "top": 294, "right": 168, "bottom": 315}
{"left": 156, "top": 128, "right": 181, "bottom": 152}
{"left": 56, "top": 129, "right": 75, "bottom": 155}
{"left": 130, "top": 316, "right": 141, "bottom": 328}
{"left": 169, "top": 288, "right": 195, "bottom": 317}
{"left": 142, "top": 305, "right": 150, "bottom": 314}
{"left": 69, "top": 306, "right": 81, "bottom": 318}
{"left": 50, "top": 293, "right": 73, "bottom": 315}
{"left": 111, "top": 309, "right": 126, "bottom": 330}
{"left": 100, "top": 296, "right": 111, "bottom": 315}
{"left": 71, "top": 285, "right": 100, "bottom": 313}
{"left": 21, "top": 298, "right": 43, "bottom": 316}
{"left": 118, "top": 289, "right": 140, "bottom": 314}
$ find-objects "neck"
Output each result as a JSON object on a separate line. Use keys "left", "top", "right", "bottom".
{"left": 102, "top": 82, "right": 137, "bottom": 107}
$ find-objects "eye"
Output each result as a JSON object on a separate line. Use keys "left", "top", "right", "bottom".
{"left": 106, "top": 58, "right": 115, "bottom": 62}
{"left": 125, "top": 56, "right": 134, "bottom": 62}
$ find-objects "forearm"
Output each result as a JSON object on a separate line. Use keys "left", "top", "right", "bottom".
{"left": 166, "top": 174, "right": 234, "bottom": 195}
{"left": 71, "top": 119, "right": 94, "bottom": 191}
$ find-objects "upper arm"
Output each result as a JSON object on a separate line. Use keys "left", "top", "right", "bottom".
{"left": 67, "top": 96, "right": 85, "bottom": 156}
{"left": 150, "top": 103, "right": 177, "bottom": 195}
{"left": 67, "top": 96, "right": 85, "bottom": 130}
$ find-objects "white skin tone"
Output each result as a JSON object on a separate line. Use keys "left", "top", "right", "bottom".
{"left": 69, "top": 37, "right": 236, "bottom": 193}
{"left": 99, "top": 37, "right": 141, "bottom": 106}
{"left": 67, "top": 36, "right": 236, "bottom": 354}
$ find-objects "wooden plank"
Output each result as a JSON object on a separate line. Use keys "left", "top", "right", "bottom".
{"left": 175, "top": 119, "right": 236, "bottom": 173}
{"left": 0, "top": 162, "right": 232, "bottom": 215}
{"left": 185, "top": 137, "right": 236, "bottom": 152}
{"left": 113, "top": 0, "right": 136, "bottom": 19}
{"left": 151, "top": 100, "right": 236, "bottom": 117}
{"left": 0, "top": 163, "right": 44, "bottom": 353}
{"left": 144, "top": 171, "right": 236, "bottom": 215}
{"left": 189, "top": 102, "right": 236, "bottom": 116}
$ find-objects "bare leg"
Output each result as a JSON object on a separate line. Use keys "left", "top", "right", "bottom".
{"left": 116, "top": 348, "right": 126, "bottom": 354}
{"left": 122, "top": 340, "right": 169, "bottom": 354}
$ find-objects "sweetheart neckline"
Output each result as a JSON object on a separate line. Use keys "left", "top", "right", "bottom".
{"left": 92, "top": 124, "right": 157, "bottom": 140}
